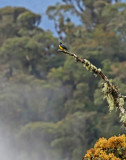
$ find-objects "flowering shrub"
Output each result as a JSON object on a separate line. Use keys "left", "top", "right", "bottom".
{"left": 83, "top": 135, "right": 126, "bottom": 160}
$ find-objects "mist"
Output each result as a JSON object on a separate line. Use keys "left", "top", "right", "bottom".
{"left": 0, "top": 75, "right": 70, "bottom": 160}
{"left": 0, "top": 121, "right": 24, "bottom": 160}
{"left": 0, "top": 121, "right": 57, "bottom": 160}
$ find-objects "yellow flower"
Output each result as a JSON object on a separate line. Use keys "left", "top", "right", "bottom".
{"left": 84, "top": 148, "right": 95, "bottom": 159}
{"left": 83, "top": 135, "right": 126, "bottom": 160}
{"left": 108, "top": 134, "right": 126, "bottom": 148}
{"left": 94, "top": 137, "right": 109, "bottom": 149}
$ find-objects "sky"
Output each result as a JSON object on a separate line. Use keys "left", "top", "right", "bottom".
{"left": 0, "top": 0, "right": 60, "bottom": 35}
{"left": 0, "top": 0, "right": 82, "bottom": 36}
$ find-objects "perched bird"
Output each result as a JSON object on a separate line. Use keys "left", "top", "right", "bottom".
{"left": 59, "top": 42, "right": 68, "bottom": 51}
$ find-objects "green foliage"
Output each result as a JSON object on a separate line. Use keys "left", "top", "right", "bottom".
{"left": 18, "top": 111, "right": 98, "bottom": 160}
{"left": 0, "top": 1, "right": 126, "bottom": 160}
{"left": 0, "top": 7, "right": 33, "bottom": 44}
{"left": 17, "top": 11, "right": 41, "bottom": 29}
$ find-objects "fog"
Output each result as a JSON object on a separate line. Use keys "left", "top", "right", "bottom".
{"left": 0, "top": 76, "right": 68, "bottom": 160}
{"left": 0, "top": 113, "right": 60, "bottom": 160}
{"left": 0, "top": 122, "right": 17, "bottom": 160}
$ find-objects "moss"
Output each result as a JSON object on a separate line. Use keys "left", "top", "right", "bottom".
{"left": 120, "top": 114, "right": 126, "bottom": 123}
{"left": 118, "top": 98, "right": 124, "bottom": 107}
{"left": 107, "top": 93, "right": 115, "bottom": 111}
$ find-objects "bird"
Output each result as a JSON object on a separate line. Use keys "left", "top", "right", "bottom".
{"left": 59, "top": 42, "right": 68, "bottom": 51}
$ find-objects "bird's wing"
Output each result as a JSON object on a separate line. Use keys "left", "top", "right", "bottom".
{"left": 61, "top": 44, "right": 67, "bottom": 50}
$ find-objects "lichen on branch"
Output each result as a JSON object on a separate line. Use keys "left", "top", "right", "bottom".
{"left": 58, "top": 49, "right": 126, "bottom": 127}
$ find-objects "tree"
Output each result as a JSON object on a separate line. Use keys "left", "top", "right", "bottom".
{"left": 0, "top": 7, "right": 64, "bottom": 79}
{"left": 0, "top": 2, "right": 126, "bottom": 160}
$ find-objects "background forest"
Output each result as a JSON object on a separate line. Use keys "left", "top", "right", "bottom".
{"left": 0, "top": 0, "right": 126, "bottom": 160}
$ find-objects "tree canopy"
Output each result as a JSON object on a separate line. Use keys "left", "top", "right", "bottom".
{"left": 0, "top": 1, "right": 126, "bottom": 159}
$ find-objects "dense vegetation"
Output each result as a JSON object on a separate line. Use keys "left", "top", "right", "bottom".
{"left": 84, "top": 135, "right": 126, "bottom": 159}
{"left": 0, "top": 0, "right": 126, "bottom": 159}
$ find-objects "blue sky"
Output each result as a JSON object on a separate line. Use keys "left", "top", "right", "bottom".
{"left": 1, "top": 0, "right": 126, "bottom": 35}
{"left": 0, "top": 0, "right": 60, "bottom": 35}
{"left": 0, "top": 0, "right": 82, "bottom": 36}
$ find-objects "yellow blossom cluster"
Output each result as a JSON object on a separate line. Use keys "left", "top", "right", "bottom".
{"left": 83, "top": 135, "right": 126, "bottom": 160}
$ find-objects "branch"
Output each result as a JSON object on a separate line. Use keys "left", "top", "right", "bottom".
{"left": 58, "top": 49, "right": 126, "bottom": 127}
